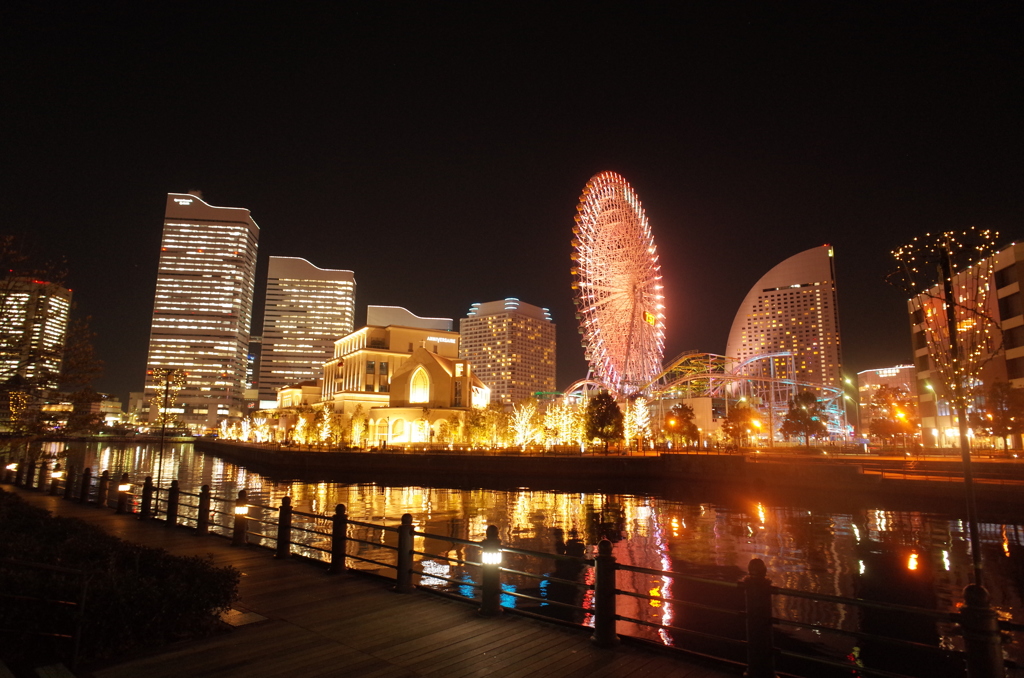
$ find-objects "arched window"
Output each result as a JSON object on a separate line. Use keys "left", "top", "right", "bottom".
{"left": 391, "top": 419, "right": 405, "bottom": 441}
{"left": 376, "top": 419, "right": 389, "bottom": 443}
{"left": 410, "top": 367, "right": 430, "bottom": 403}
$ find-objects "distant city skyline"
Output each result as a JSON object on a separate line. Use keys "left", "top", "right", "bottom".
{"left": 2, "top": 5, "right": 1019, "bottom": 404}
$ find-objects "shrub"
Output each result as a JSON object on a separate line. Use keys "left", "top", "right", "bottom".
{"left": 0, "top": 489, "right": 239, "bottom": 665}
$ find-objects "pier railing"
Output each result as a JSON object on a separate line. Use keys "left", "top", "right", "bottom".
{"left": 6, "top": 461, "right": 1021, "bottom": 678}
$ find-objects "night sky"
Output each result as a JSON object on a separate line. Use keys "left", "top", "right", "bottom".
{"left": 2, "top": 3, "right": 1021, "bottom": 403}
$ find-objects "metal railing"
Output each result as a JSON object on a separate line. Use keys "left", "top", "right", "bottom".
{"left": 4, "top": 462, "right": 1020, "bottom": 678}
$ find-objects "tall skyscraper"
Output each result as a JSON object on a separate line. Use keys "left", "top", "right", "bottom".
{"left": 0, "top": 277, "right": 72, "bottom": 391}
{"left": 257, "top": 256, "right": 355, "bottom": 402}
{"left": 143, "top": 192, "right": 259, "bottom": 431}
{"left": 725, "top": 245, "right": 843, "bottom": 390}
{"left": 459, "top": 298, "right": 556, "bottom": 406}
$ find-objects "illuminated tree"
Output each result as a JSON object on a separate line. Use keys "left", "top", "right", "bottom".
{"left": 543, "top": 399, "right": 584, "bottom": 447}
{"left": 868, "top": 386, "right": 918, "bottom": 445}
{"left": 149, "top": 368, "right": 187, "bottom": 428}
{"left": 511, "top": 399, "right": 541, "bottom": 449}
{"left": 585, "top": 391, "right": 623, "bottom": 453}
{"left": 623, "top": 397, "right": 651, "bottom": 449}
{"left": 780, "top": 391, "right": 828, "bottom": 447}
{"left": 970, "top": 381, "right": 1024, "bottom": 451}
{"left": 721, "top": 405, "right": 760, "bottom": 447}
{"left": 348, "top": 405, "right": 368, "bottom": 447}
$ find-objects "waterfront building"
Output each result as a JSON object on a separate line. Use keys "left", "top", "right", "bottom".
{"left": 854, "top": 365, "right": 916, "bottom": 436}
{"left": 142, "top": 191, "right": 259, "bottom": 432}
{"left": 910, "top": 241, "right": 1024, "bottom": 447}
{"left": 257, "top": 257, "right": 355, "bottom": 403}
{"left": 726, "top": 245, "right": 843, "bottom": 389}
{"left": 0, "top": 276, "right": 72, "bottom": 392}
{"left": 459, "top": 298, "right": 556, "bottom": 406}
{"left": 319, "top": 306, "right": 459, "bottom": 416}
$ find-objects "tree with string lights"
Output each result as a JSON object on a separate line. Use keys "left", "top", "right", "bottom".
{"left": 887, "top": 227, "right": 1003, "bottom": 593}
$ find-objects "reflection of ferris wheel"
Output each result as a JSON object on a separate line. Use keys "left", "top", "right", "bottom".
{"left": 572, "top": 171, "right": 665, "bottom": 397}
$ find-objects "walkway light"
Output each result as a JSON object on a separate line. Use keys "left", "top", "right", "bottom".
{"left": 234, "top": 504, "right": 249, "bottom": 515}
{"left": 481, "top": 546, "right": 502, "bottom": 566}
{"left": 118, "top": 483, "right": 131, "bottom": 492}
{"left": 51, "top": 469, "right": 64, "bottom": 479}
{"left": 5, "top": 463, "right": 16, "bottom": 471}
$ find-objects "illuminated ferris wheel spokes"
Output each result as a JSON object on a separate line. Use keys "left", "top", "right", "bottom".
{"left": 572, "top": 171, "right": 665, "bottom": 396}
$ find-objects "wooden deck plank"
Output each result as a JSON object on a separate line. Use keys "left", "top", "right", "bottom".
{"left": 6, "top": 486, "right": 739, "bottom": 678}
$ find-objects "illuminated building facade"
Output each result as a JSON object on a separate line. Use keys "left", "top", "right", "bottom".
{"left": 0, "top": 277, "right": 72, "bottom": 391}
{"left": 459, "top": 299, "right": 556, "bottom": 406}
{"left": 854, "top": 365, "right": 916, "bottom": 436}
{"left": 726, "top": 245, "right": 843, "bottom": 391}
{"left": 257, "top": 257, "right": 355, "bottom": 402}
{"left": 143, "top": 192, "right": 259, "bottom": 431}
{"left": 320, "top": 306, "right": 458, "bottom": 415}
{"left": 910, "top": 241, "right": 1024, "bottom": 446}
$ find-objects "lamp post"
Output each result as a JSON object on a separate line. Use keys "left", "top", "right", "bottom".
{"left": 844, "top": 395, "right": 860, "bottom": 438}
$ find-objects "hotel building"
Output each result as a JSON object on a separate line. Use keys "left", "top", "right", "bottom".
{"left": 459, "top": 299, "right": 556, "bottom": 406}
{"left": 910, "top": 241, "right": 1024, "bottom": 446}
{"left": 0, "top": 277, "right": 72, "bottom": 392}
{"left": 257, "top": 256, "right": 355, "bottom": 403}
{"left": 142, "top": 191, "right": 259, "bottom": 431}
{"left": 726, "top": 245, "right": 843, "bottom": 390}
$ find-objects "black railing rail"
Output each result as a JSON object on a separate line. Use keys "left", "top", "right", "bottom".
{"left": 6, "top": 469, "right": 1019, "bottom": 678}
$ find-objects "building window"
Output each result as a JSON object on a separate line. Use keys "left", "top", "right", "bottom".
{"left": 366, "top": 360, "right": 375, "bottom": 374}
{"left": 410, "top": 368, "right": 429, "bottom": 403}
{"left": 380, "top": 362, "right": 388, "bottom": 375}
{"left": 454, "top": 381, "right": 463, "bottom": 407}
{"left": 1006, "top": 325, "right": 1024, "bottom": 350}
{"left": 995, "top": 265, "right": 1019, "bottom": 289}
{"left": 1000, "top": 293, "right": 1023, "bottom": 322}
{"left": 1008, "top": 356, "right": 1024, "bottom": 380}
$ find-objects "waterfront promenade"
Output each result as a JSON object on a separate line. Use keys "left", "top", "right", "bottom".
{"left": 6, "top": 485, "right": 736, "bottom": 678}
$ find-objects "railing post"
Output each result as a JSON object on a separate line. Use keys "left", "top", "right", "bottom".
{"left": 592, "top": 538, "right": 618, "bottom": 646}
{"left": 232, "top": 489, "right": 248, "bottom": 546}
{"left": 328, "top": 504, "right": 348, "bottom": 574}
{"left": 36, "top": 460, "right": 49, "bottom": 490}
{"left": 78, "top": 467, "right": 92, "bottom": 503}
{"left": 95, "top": 470, "right": 110, "bottom": 508}
{"left": 26, "top": 459, "right": 36, "bottom": 489}
{"left": 961, "top": 584, "right": 1005, "bottom": 678}
{"left": 275, "top": 496, "right": 292, "bottom": 559}
{"left": 395, "top": 513, "right": 415, "bottom": 593}
{"left": 166, "top": 479, "right": 179, "bottom": 527}
{"left": 743, "top": 558, "right": 777, "bottom": 678}
{"left": 48, "top": 464, "right": 61, "bottom": 495}
{"left": 196, "top": 484, "right": 211, "bottom": 535}
{"left": 139, "top": 476, "right": 154, "bottom": 519}
{"left": 115, "top": 473, "right": 131, "bottom": 514}
{"left": 63, "top": 466, "right": 76, "bottom": 500}
{"left": 478, "top": 524, "right": 502, "bottom": 616}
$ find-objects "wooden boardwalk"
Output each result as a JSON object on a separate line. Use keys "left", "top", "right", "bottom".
{"left": 7, "top": 487, "right": 738, "bottom": 678}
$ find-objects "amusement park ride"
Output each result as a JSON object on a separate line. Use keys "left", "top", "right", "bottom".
{"left": 566, "top": 171, "right": 846, "bottom": 440}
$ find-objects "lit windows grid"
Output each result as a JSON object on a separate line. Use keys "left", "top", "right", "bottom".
{"left": 145, "top": 213, "right": 258, "bottom": 426}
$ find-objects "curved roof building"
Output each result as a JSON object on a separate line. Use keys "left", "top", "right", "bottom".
{"left": 725, "top": 245, "right": 843, "bottom": 389}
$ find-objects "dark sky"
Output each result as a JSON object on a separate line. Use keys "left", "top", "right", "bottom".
{"left": 2, "top": 3, "right": 1021, "bottom": 403}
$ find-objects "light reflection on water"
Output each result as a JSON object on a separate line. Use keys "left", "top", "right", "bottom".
{"left": 38, "top": 441, "right": 1024, "bottom": 669}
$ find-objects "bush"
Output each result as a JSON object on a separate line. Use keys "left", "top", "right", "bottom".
{"left": 0, "top": 489, "right": 239, "bottom": 665}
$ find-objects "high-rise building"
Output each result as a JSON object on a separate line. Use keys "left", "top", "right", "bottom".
{"left": 143, "top": 191, "right": 259, "bottom": 431}
{"left": 257, "top": 257, "right": 355, "bottom": 402}
{"left": 0, "top": 277, "right": 72, "bottom": 392}
{"left": 459, "top": 298, "right": 556, "bottom": 406}
{"left": 910, "top": 241, "right": 1024, "bottom": 446}
{"left": 726, "top": 245, "right": 843, "bottom": 390}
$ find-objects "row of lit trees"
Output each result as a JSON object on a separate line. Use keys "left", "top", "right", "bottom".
{"left": 217, "top": 394, "right": 661, "bottom": 451}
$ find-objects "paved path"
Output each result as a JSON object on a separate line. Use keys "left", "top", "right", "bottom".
{"left": 5, "top": 485, "right": 738, "bottom": 678}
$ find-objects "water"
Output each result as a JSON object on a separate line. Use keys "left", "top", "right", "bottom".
{"left": 23, "top": 440, "right": 1024, "bottom": 673}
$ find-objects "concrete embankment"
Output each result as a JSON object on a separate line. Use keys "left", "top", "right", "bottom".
{"left": 193, "top": 440, "right": 1023, "bottom": 509}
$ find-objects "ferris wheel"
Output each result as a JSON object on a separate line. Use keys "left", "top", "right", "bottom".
{"left": 571, "top": 171, "right": 665, "bottom": 397}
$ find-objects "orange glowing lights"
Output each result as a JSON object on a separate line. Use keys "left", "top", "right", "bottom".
{"left": 907, "top": 553, "right": 919, "bottom": 571}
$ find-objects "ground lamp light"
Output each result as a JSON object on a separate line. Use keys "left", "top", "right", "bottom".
{"left": 116, "top": 474, "right": 131, "bottom": 514}
{"left": 479, "top": 525, "right": 502, "bottom": 616}
{"left": 49, "top": 465, "right": 63, "bottom": 495}
{"left": 233, "top": 490, "right": 249, "bottom": 546}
